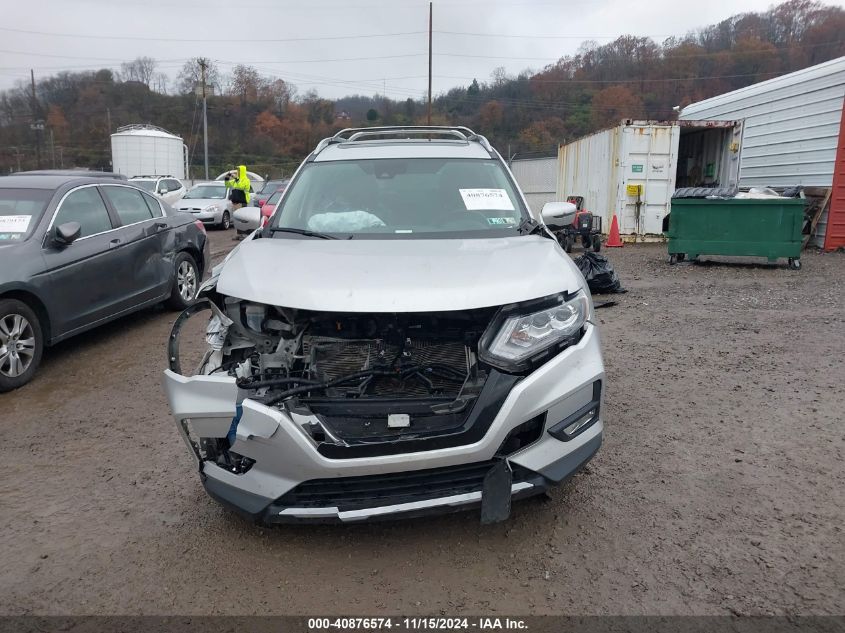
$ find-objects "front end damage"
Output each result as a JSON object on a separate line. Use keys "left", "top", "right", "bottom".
{"left": 164, "top": 284, "right": 605, "bottom": 524}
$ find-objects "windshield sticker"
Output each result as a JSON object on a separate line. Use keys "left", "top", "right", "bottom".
{"left": 459, "top": 189, "right": 515, "bottom": 211}
{"left": 487, "top": 217, "right": 515, "bottom": 225}
{"left": 0, "top": 215, "right": 32, "bottom": 233}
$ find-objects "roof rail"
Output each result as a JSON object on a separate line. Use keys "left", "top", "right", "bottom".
{"left": 325, "top": 126, "right": 494, "bottom": 154}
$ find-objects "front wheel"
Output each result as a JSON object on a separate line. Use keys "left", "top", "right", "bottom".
{"left": 219, "top": 211, "right": 231, "bottom": 230}
{"left": 166, "top": 252, "right": 199, "bottom": 310}
{"left": 0, "top": 299, "right": 44, "bottom": 392}
{"left": 593, "top": 237, "right": 601, "bottom": 252}
{"left": 564, "top": 235, "right": 574, "bottom": 253}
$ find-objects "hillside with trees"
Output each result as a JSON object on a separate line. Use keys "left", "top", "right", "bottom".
{"left": 1, "top": 0, "right": 842, "bottom": 176}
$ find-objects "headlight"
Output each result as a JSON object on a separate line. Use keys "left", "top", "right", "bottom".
{"left": 202, "top": 204, "right": 218, "bottom": 213}
{"left": 479, "top": 292, "right": 590, "bottom": 371}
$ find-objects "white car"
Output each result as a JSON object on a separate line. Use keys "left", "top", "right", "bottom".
{"left": 129, "top": 176, "right": 185, "bottom": 206}
{"left": 174, "top": 182, "right": 232, "bottom": 230}
{"left": 164, "top": 126, "right": 604, "bottom": 524}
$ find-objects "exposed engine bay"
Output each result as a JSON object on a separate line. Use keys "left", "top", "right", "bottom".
{"left": 169, "top": 293, "right": 502, "bottom": 472}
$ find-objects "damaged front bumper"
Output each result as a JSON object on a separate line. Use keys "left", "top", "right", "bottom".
{"left": 163, "top": 324, "right": 604, "bottom": 523}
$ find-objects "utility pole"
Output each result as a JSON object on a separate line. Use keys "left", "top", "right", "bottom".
{"left": 30, "top": 70, "right": 43, "bottom": 169}
{"left": 427, "top": 2, "right": 432, "bottom": 125}
{"left": 106, "top": 107, "right": 112, "bottom": 133}
{"left": 200, "top": 59, "right": 209, "bottom": 180}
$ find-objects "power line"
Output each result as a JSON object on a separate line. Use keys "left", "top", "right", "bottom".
{"left": 0, "top": 26, "right": 426, "bottom": 43}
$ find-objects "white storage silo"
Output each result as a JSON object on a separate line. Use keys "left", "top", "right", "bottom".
{"left": 111, "top": 124, "right": 188, "bottom": 179}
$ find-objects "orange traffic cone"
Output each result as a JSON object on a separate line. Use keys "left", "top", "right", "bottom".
{"left": 606, "top": 214, "right": 623, "bottom": 247}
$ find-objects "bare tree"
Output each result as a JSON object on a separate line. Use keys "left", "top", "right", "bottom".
{"left": 176, "top": 57, "right": 220, "bottom": 95}
{"left": 229, "top": 65, "right": 265, "bottom": 103}
{"left": 120, "top": 57, "right": 157, "bottom": 86}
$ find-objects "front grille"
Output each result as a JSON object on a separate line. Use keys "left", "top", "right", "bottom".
{"left": 275, "top": 460, "right": 536, "bottom": 512}
{"left": 305, "top": 337, "right": 469, "bottom": 398}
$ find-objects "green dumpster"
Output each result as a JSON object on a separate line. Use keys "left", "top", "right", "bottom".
{"left": 665, "top": 198, "right": 805, "bottom": 270}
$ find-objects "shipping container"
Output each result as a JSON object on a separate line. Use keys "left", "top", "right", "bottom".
{"left": 680, "top": 56, "right": 845, "bottom": 248}
{"left": 556, "top": 120, "right": 739, "bottom": 237}
{"left": 509, "top": 157, "right": 557, "bottom": 218}
{"left": 111, "top": 124, "right": 188, "bottom": 180}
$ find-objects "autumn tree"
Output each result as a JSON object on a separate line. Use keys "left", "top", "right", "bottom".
{"left": 590, "top": 86, "right": 644, "bottom": 129}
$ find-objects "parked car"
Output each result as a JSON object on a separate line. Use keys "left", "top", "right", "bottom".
{"left": 15, "top": 170, "right": 128, "bottom": 180}
{"left": 174, "top": 182, "right": 232, "bottom": 230}
{"left": 255, "top": 179, "right": 289, "bottom": 209}
{"left": 128, "top": 175, "right": 185, "bottom": 206}
{"left": 164, "top": 126, "right": 603, "bottom": 525}
{"left": 0, "top": 174, "right": 209, "bottom": 391}
{"left": 259, "top": 187, "right": 286, "bottom": 227}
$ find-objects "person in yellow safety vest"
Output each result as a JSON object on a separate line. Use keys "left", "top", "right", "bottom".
{"left": 224, "top": 164, "right": 251, "bottom": 208}
{"left": 224, "top": 165, "right": 251, "bottom": 240}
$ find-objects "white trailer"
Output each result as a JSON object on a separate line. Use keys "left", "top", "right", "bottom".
{"left": 556, "top": 120, "right": 740, "bottom": 237}
{"left": 111, "top": 124, "right": 188, "bottom": 180}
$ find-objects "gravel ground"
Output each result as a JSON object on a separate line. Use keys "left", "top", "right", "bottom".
{"left": 1, "top": 228, "right": 843, "bottom": 616}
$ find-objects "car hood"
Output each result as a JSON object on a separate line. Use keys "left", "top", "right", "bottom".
{"left": 176, "top": 198, "right": 226, "bottom": 208}
{"left": 216, "top": 235, "right": 584, "bottom": 312}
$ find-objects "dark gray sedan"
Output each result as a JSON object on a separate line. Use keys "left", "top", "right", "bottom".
{"left": 0, "top": 174, "right": 210, "bottom": 391}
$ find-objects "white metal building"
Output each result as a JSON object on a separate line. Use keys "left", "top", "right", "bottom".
{"left": 680, "top": 56, "right": 845, "bottom": 247}
{"left": 509, "top": 157, "right": 557, "bottom": 218}
{"left": 111, "top": 124, "right": 188, "bottom": 180}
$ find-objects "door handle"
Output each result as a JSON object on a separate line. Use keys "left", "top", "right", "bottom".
{"left": 109, "top": 238, "right": 121, "bottom": 249}
{"left": 155, "top": 222, "right": 168, "bottom": 230}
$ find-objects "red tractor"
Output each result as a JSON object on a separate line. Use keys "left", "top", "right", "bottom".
{"left": 555, "top": 196, "right": 602, "bottom": 253}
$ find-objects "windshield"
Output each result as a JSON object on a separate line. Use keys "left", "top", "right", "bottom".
{"left": 267, "top": 190, "right": 284, "bottom": 205}
{"left": 184, "top": 185, "right": 227, "bottom": 200}
{"left": 260, "top": 180, "right": 287, "bottom": 193}
{"left": 132, "top": 180, "right": 156, "bottom": 192}
{"left": 0, "top": 188, "right": 52, "bottom": 241}
{"left": 272, "top": 158, "right": 528, "bottom": 239}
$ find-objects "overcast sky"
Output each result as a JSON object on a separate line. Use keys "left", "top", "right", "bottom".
{"left": 2, "top": 0, "right": 844, "bottom": 100}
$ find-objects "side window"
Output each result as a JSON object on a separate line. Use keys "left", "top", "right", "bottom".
{"left": 102, "top": 186, "right": 154, "bottom": 225}
{"left": 157, "top": 179, "right": 169, "bottom": 194}
{"left": 140, "top": 191, "right": 164, "bottom": 217}
{"left": 53, "top": 187, "right": 113, "bottom": 238}
{"left": 167, "top": 179, "right": 182, "bottom": 192}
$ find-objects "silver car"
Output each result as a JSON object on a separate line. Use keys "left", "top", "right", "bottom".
{"left": 164, "top": 126, "right": 605, "bottom": 524}
{"left": 174, "top": 182, "right": 232, "bottom": 230}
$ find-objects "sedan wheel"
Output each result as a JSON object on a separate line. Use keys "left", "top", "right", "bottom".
{"left": 167, "top": 253, "right": 200, "bottom": 310}
{"left": 0, "top": 313, "right": 36, "bottom": 378}
{"left": 0, "top": 299, "right": 43, "bottom": 392}
{"left": 177, "top": 260, "right": 198, "bottom": 302}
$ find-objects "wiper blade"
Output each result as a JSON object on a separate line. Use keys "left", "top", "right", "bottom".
{"left": 269, "top": 227, "right": 343, "bottom": 240}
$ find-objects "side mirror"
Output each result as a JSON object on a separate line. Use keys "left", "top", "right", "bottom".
{"left": 54, "top": 221, "right": 81, "bottom": 246}
{"left": 158, "top": 187, "right": 168, "bottom": 194}
{"left": 233, "top": 206, "right": 262, "bottom": 232}
{"left": 541, "top": 201, "right": 578, "bottom": 229}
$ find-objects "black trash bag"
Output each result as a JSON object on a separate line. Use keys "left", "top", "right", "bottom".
{"left": 573, "top": 252, "right": 627, "bottom": 294}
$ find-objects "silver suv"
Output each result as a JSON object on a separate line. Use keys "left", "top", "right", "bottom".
{"left": 164, "top": 126, "right": 605, "bottom": 524}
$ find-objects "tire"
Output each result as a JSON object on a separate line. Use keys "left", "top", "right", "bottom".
{"left": 219, "top": 211, "right": 231, "bottom": 230}
{"left": 676, "top": 253, "right": 686, "bottom": 262}
{"left": 669, "top": 253, "right": 678, "bottom": 265}
{"left": 166, "top": 252, "right": 199, "bottom": 310}
{"left": 593, "top": 237, "right": 601, "bottom": 252}
{"left": 788, "top": 258, "right": 801, "bottom": 270}
{"left": 0, "top": 299, "right": 44, "bottom": 392}
{"left": 564, "top": 235, "right": 573, "bottom": 253}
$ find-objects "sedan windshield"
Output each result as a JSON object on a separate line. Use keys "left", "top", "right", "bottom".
{"left": 267, "top": 190, "right": 284, "bottom": 205}
{"left": 0, "top": 188, "right": 52, "bottom": 241}
{"left": 272, "top": 158, "right": 528, "bottom": 238}
{"left": 184, "top": 185, "right": 227, "bottom": 200}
